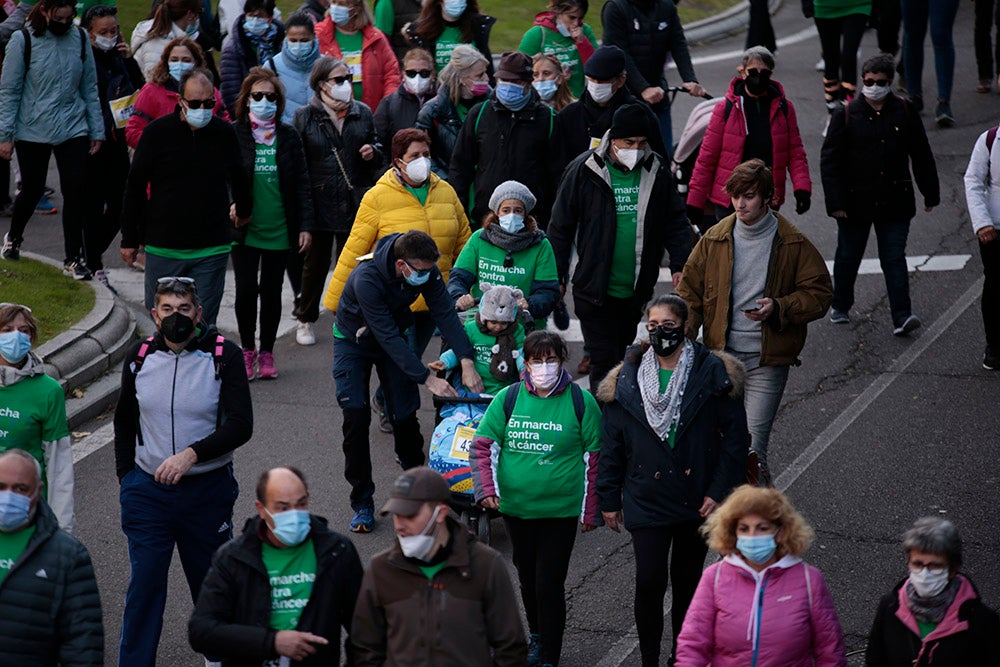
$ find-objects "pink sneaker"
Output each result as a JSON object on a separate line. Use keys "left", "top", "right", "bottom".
{"left": 243, "top": 348, "right": 257, "bottom": 381}
{"left": 258, "top": 351, "right": 277, "bottom": 379}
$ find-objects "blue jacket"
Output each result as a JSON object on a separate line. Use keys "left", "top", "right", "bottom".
{"left": 0, "top": 26, "right": 103, "bottom": 144}
{"left": 266, "top": 39, "right": 319, "bottom": 125}
{"left": 335, "top": 233, "right": 474, "bottom": 384}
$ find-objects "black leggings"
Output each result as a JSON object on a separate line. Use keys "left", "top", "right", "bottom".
{"left": 82, "top": 138, "right": 129, "bottom": 270}
{"left": 975, "top": 0, "right": 1000, "bottom": 81}
{"left": 503, "top": 515, "right": 578, "bottom": 667}
{"left": 8, "top": 137, "right": 88, "bottom": 262}
{"left": 294, "top": 230, "right": 349, "bottom": 323}
{"left": 230, "top": 243, "right": 288, "bottom": 352}
{"left": 815, "top": 13, "right": 869, "bottom": 100}
{"left": 631, "top": 521, "right": 709, "bottom": 667}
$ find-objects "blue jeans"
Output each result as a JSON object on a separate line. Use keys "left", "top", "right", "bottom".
{"left": 118, "top": 465, "right": 238, "bottom": 666}
{"left": 143, "top": 251, "right": 229, "bottom": 326}
{"left": 900, "top": 0, "right": 960, "bottom": 101}
{"left": 730, "top": 351, "right": 789, "bottom": 473}
{"left": 833, "top": 219, "right": 912, "bottom": 326}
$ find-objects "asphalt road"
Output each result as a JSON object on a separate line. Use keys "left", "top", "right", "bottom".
{"left": 11, "top": 3, "right": 1000, "bottom": 664}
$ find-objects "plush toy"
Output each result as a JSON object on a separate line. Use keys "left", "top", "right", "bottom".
{"left": 476, "top": 283, "right": 523, "bottom": 383}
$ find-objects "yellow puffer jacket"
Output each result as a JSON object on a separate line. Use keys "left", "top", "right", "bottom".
{"left": 322, "top": 168, "right": 472, "bottom": 313}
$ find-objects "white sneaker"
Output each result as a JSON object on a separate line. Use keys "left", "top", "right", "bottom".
{"left": 296, "top": 321, "right": 316, "bottom": 346}
{"left": 815, "top": 57, "right": 825, "bottom": 71}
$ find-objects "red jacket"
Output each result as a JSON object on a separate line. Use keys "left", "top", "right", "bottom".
{"left": 316, "top": 20, "right": 400, "bottom": 113}
{"left": 125, "top": 82, "right": 228, "bottom": 149}
{"left": 687, "top": 77, "right": 810, "bottom": 210}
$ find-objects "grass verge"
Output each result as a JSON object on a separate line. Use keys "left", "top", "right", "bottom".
{"left": 0, "top": 258, "right": 95, "bottom": 347}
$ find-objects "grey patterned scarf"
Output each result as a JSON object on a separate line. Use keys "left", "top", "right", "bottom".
{"left": 637, "top": 341, "right": 694, "bottom": 441}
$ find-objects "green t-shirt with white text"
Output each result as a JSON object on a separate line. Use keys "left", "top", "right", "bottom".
{"left": 336, "top": 29, "right": 365, "bottom": 100}
{"left": 606, "top": 163, "right": 641, "bottom": 298}
{"left": 246, "top": 139, "right": 289, "bottom": 251}
{"left": 0, "top": 524, "right": 35, "bottom": 583}
{"left": 434, "top": 25, "right": 465, "bottom": 73}
{"left": 0, "top": 373, "right": 68, "bottom": 485}
{"left": 261, "top": 537, "right": 317, "bottom": 631}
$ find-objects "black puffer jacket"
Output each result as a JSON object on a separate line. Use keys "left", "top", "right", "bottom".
{"left": 596, "top": 343, "right": 748, "bottom": 530}
{"left": 189, "top": 515, "right": 364, "bottom": 667}
{"left": 0, "top": 500, "right": 103, "bottom": 666}
{"left": 373, "top": 84, "right": 434, "bottom": 169}
{"left": 403, "top": 14, "right": 496, "bottom": 81}
{"left": 600, "top": 0, "right": 697, "bottom": 108}
{"left": 820, "top": 94, "right": 939, "bottom": 222}
{"left": 415, "top": 86, "right": 480, "bottom": 177}
{"left": 234, "top": 120, "right": 316, "bottom": 245}
{"left": 448, "top": 94, "right": 558, "bottom": 226}
{"left": 294, "top": 97, "right": 382, "bottom": 234}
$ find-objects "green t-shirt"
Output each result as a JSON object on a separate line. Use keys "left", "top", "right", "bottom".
{"left": 336, "top": 29, "right": 365, "bottom": 100}
{"left": 475, "top": 383, "right": 601, "bottom": 519}
{"left": 418, "top": 560, "right": 448, "bottom": 580}
{"left": 657, "top": 368, "right": 677, "bottom": 448}
{"left": 246, "top": 140, "right": 289, "bottom": 251}
{"left": 0, "top": 524, "right": 35, "bottom": 583}
{"left": 75, "top": 0, "right": 114, "bottom": 15}
{"left": 451, "top": 230, "right": 559, "bottom": 330}
{"left": 404, "top": 182, "right": 430, "bottom": 207}
{"left": 0, "top": 373, "right": 68, "bottom": 484}
{"left": 517, "top": 24, "right": 598, "bottom": 99}
{"left": 456, "top": 99, "right": 472, "bottom": 123}
{"left": 442, "top": 317, "right": 526, "bottom": 395}
{"left": 261, "top": 537, "right": 318, "bottom": 631}
{"left": 144, "top": 245, "right": 231, "bottom": 259}
{"left": 813, "top": 0, "right": 871, "bottom": 19}
{"left": 434, "top": 25, "right": 465, "bottom": 73}
{"left": 373, "top": 0, "right": 395, "bottom": 36}
{"left": 606, "top": 163, "right": 641, "bottom": 298}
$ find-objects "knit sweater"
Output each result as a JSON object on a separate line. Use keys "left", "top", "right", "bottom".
{"left": 727, "top": 210, "right": 777, "bottom": 353}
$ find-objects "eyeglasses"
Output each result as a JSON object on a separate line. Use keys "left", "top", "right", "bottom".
{"left": 0, "top": 303, "right": 31, "bottom": 313}
{"left": 862, "top": 77, "right": 891, "bottom": 87}
{"left": 183, "top": 97, "right": 215, "bottom": 109}
{"left": 403, "top": 260, "right": 431, "bottom": 278}
{"left": 327, "top": 75, "right": 351, "bottom": 85}
{"left": 645, "top": 321, "right": 681, "bottom": 331}
{"left": 404, "top": 69, "right": 433, "bottom": 78}
{"left": 250, "top": 91, "right": 278, "bottom": 102}
{"left": 745, "top": 68, "right": 771, "bottom": 78}
{"left": 156, "top": 276, "right": 197, "bottom": 292}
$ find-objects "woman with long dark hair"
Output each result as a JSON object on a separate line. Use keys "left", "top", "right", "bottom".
{"left": 402, "top": 0, "right": 495, "bottom": 79}
{"left": 131, "top": 0, "right": 206, "bottom": 80}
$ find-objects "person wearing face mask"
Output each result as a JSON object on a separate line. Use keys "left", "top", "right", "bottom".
{"left": 125, "top": 37, "right": 228, "bottom": 150}
{"left": 374, "top": 47, "right": 437, "bottom": 169}
{"left": 866, "top": 517, "right": 1000, "bottom": 666}
{"left": 531, "top": 53, "right": 574, "bottom": 112}
{"left": 131, "top": 0, "right": 209, "bottom": 81}
{"left": 232, "top": 68, "right": 314, "bottom": 381}
{"left": 597, "top": 294, "right": 748, "bottom": 667}
{"left": 402, "top": 0, "right": 495, "bottom": 78}
{"left": 449, "top": 51, "right": 559, "bottom": 228}
{"left": 687, "top": 47, "right": 811, "bottom": 228}
{"left": 821, "top": 53, "right": 938, "bottom": 337}
{"left": 189, "top": 467, "right": 365, "bottom": 666}
{"left": 352, "top": 467, "right": 525, "bottom": 664}
{"left": 470, "top": 330, "right": 601, "bottom": 667}
{"left": 449, "top": 180, "right": 559, "bottom": 331}
{"left": 414, "top": 43, "right": 490, "bottom": 177}
{"left": 266, "top": 11, "right": 319, "bottom": 124}
{"left": 518, "top": 0, "right": 597, "bottom": 98}
{"left": 549, "top": 103, "right": 691, "bottom": 392}
{"left": 0, "top": 449, "right": 103, "bottom": 665}
{"left": 675, "top": 486, "right": 848, "bottom": 667}
{"left": 114, "top": 277, "right": 253, "bottom": 666}
{"left": 122, "top": 68, "right": 251, "bottom": 326}
{"left": 220, "top": 0, "right": 285, "bottom": 117}
{"left": 0, "top": 303, "right": 75, "bottom": 532}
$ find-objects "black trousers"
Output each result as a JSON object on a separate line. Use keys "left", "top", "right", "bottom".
{"left": 82, "top": 137, "right": 129, "bottom": 270}
{"left": 503, "top": 515, "right": 578, "bottom": 667}
{"left": 230, "top": 243, "right": 288, "bottom": 352}
{"left": 974, "top": 0, "right": 1000, "bottom": 80}
{"left": 294, "top": 230, "right": 348, "bottom": 323}
{"left": 874, "top": 0, "right": 902, "bottom": 54}
{"left": 8, "top": 137, "right": 88, "bottom": 262}
{"left": 577, "top": 295, "right": 642, "bottom": 392}
{"left": 981, "top": 238, "right": 1000, "bottom": 351}
{"left": 631, "top": 521, "right": 709, "bottom": 667}
{"left": 746, "top": 0, "right": 777, "bottom": 52}
{"left": 815, "top": 13, "right": 869, "bottom": 96}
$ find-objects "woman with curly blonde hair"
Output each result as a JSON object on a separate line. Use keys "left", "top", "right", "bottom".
{"left": 675, "top": 485, "right": 848, "bottom": 667}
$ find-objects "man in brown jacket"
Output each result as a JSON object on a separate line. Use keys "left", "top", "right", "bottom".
{"left": 351, "top": 467, "right": 526, "bottom": 666}
{"left": 677, "top": 159, "right": 832, "bottom": 476}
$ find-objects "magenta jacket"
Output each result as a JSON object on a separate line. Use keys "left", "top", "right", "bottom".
{"left": 675, "top": 555, "right": 847, "bottom": 667}
{"left": 687, "top": 77, "right": 810, "bottom": 211}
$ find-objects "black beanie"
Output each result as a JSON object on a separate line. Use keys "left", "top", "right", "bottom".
{"left": 608, "top": 103, "right": 656, "bottom": 139}
{"left": 583, "top": 45, "right": 626, "bottom": 81}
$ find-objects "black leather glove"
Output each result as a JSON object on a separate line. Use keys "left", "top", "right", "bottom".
{"left": 794, "top": 190, "right": 811, "bottom": 215}
{"left": 687, "top": 205, "right": 704, "bottom": 225}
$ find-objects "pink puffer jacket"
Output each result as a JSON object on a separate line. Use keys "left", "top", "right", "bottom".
{"left": 686, "top": 77, "right": 811, "bottom": 210}
{"left": 675, "top": 555, "right": 847, "bottom": 667}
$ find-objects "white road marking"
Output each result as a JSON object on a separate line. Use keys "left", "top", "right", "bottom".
{"left": 72, "top": 422, "right": 115, "bottom": 463}
{"left": 668, "top": 25, "right": 820, "bottom": 69}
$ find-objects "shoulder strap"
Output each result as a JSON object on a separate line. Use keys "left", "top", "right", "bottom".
{"left": 474, "top": 101, "right": 488, "bottom": 135}
{"left": 77, "top": 26, "right": 86, "bottom": 61}
{"left": 130, "top": 336, "right": 156, "bottom": 374}
{"left": 723, "top": 98, "right": 733, "bottom": 123}
{"left": 548, "top": 106, "right": 554, "bottom": 138}
{"left": 213, "top": 334, "right": 225, "bottom": 380}
{"left": 569, "top": 382, "right": 585, "bottom": 425}
{"left": 267, "top": 55, "right": 277, "bottom": 74}
{"left": 20, "top": 27, "right": 29, "bottom": 73}
{"left": 988, "top": 126, "right": 998, "bottom": 153}
{"left": 502, "top": 381, "right": 521, "bottom": 422}
{"left": 804, "top": 563, "right": 813, "bottom": 612}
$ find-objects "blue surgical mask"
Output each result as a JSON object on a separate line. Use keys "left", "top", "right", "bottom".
{"left": 243, "top": 16, "right": 270, "bottom": 36}
{"left": 0, "top": 330, "right": 31, "bottom": 364}
{"left": 496, "top": 81, "right": 529, "bottom": 111}
{"left": 329, "top": 4, "right": 352, "bottom": 24}
{"left": 443, "top": 0, "right": 467, "bottom": 17}
{"left": 532, "top": 79, "right": 558, "bottom": 101}
{"left": 736, "top": 533, "right": 778, "bottom": 564}
{"left": 185, "top": 106, "right": 212, "bottom": 129}
{"left": 266, "top": 508, "right": 311, "bottom": 546}
{"left": 184, "top": 22, "right": 199, "bottom": 39}
{"left": 498, "top": 213, "right": 525, "bottom": 233}
{"left": 249, "top": 98, "right": 277, "bottom": 120}
{"left": 284, "top": 39, "right": 316, "bottom": 61}
{"left": 556, "top": 20, "right": 572, "bottom": 37}
{"left": 168, "top": 60, "right": 194, "bottom": 82}
{"left": 403, "top": 264, "right": 431, "bottom": 286}
{"left": 0, "top": 490, "right": 32, "bottom": 532}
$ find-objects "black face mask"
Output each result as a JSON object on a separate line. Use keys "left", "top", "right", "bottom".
{"left": 160, "top": 312, "right": 196, "bottom": 344}
{"left": 744, "top": 71, "right": 771, "bottom": 96}
{"left": 47, "top": 20, "right": 73, "bottom": 36}
{"left": 649, "top": 324, "right": 684, "bottom": 357}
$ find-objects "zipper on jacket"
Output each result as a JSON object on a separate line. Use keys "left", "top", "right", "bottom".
{"left": 170, "top": 354, "right": 179, "bottom": 455}
{"left": 750, "top": 575, "right": 769, "bottom": 667}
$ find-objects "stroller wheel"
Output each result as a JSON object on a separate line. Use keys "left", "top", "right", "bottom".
{"left": 475, "top": 509, "right": 491, "bottom": 544}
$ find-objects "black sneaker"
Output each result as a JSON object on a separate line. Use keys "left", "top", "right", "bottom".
{"left": 892, "top": 315, "right": 921, "bottom": 337}
{"left": 64, "top": 258, "right": 93, "bottom": 281}
{"left": 1, "top": 233, "right": 19, "bottom": 260}
{"left": 372, "top": 392, "right": 392, "bottom": 434}
{"left": 984, "top": 347, "right": 1000, "bottom": 371}
{"left": 934, "top": 101, "right": 954, "bottom": 128}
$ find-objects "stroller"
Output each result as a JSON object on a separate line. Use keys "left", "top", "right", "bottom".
{"left": 670, "top": 90, "right": 722, "bottom": 235}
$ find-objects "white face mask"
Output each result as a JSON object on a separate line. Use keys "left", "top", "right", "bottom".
{"left": 909, "top": 567, "right": 950, "bottom": 598}
{"left": 95, "top": 34, "right": 118, "bottom": 51}
{"left": 529, "top": 361, "right": 561, "bottom": 390}
{"left": 587, "top": 80, "right": 614, "bottom": 104}
{"left": 397, "top": 505, "right": 441, "bottom": 561}
{"left": 401, "top": 156, "right": 431, "bottom": 184}
{"left": 325, "top": 80, "right": 353, "bottom": 103}
{"left": 862, "top": 83, "right": 891, "bottom": 102}
{"left": 615, "top": 146, "right": 640, "bottom": 170}
{"left": 404, "top": 73, "right": 432, "bottom": 95}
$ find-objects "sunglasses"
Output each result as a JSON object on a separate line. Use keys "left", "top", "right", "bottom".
{"left": 404, "top": 69, "right": 432, "bottom": 78}
{"left": 746, "top": 68, "right": 771, "bottom": 78}
{"left": 183, "top": 97, "right": 215, "bottom": 109}
{"left": 0, "top": 302, "right": 32, "bottom": 313}
{"left": 156, "top": 276, "right": 198, "bottom": 292}
{"left": 862, "top": 77, "right": 891, "bottom": 87}
{"left": 250, "top": 91, "right": 278, "bottom": 102}
{"left": 327, "top": 75, "right": 351, "bottom": 85}
{"left": 403, "top": 260, "right": 431, "bottom": 278}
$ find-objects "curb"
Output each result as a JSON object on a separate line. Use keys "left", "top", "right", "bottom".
{"left": 26, "top": 252, "right": 138, "bottom": 429}
{"left": 685, "top": 0, "right": 784, "bottom": 45}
